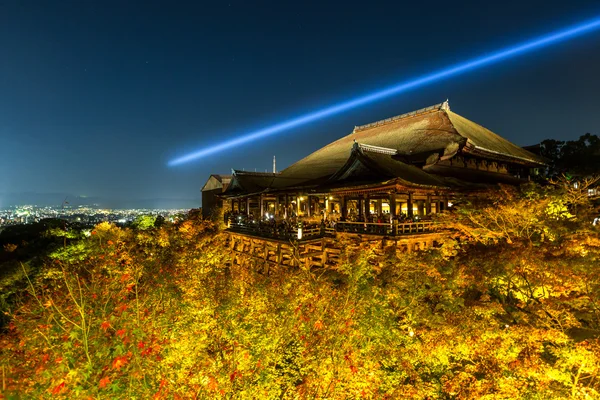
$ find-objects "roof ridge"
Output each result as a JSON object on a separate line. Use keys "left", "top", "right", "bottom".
{"left": 233, "top": 170, "right": 281, "bottom": 176}
{"left": 353, "top": 100, "right": 450, "bottom": 132}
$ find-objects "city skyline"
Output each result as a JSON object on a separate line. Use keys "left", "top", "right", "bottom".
{"left": 2, "top": 0, "right": 600, "bottom": 207}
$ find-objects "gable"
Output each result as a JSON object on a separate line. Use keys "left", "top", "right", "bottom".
{"left": 201, "top": 176, "right": 223, "bottom": 192}
{"left": 201, "top": 175, "right": 231, "bottom": 192}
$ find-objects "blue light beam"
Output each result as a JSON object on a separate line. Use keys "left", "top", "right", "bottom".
{"left": 168, "top": 16, "right": 600, "bottom": 166}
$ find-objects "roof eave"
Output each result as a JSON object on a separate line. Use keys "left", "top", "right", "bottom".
{"left": 463, "top": 142, "right": 546, "bottom": 166}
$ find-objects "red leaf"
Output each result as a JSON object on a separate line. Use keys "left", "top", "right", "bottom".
{"left": 51, "top": 381, "right": 66, "bottom": 395}
{"left": 116, "top": 329, "right": 126, "bottom": 338}
{"left": 230, "top": 370, "right": 240, "bottom": 382}
{"left": 99, "top": 376, "right": 110, "bottom": 389}
{"left": 101, "top": 321, "right": 111, "bottom": 331}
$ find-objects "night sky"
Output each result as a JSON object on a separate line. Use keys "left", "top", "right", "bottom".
{"left": 2, "top": 0, "right": 600, "bottom": 208}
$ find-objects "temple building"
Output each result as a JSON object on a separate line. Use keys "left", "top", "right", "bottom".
{"left": 204, "top": 101, "right": 546, "bottom": 244}
{"left": 201, "top": 174, "right": 231, "bottom": 219}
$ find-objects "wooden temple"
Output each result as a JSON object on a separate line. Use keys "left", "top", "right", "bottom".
{"left": 206, "top": 101, "right": 546, "bottom": 266}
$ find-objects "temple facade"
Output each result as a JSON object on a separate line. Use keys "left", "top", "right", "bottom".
{"left": 205, "top": 101, "right": 546, "bottom": 245}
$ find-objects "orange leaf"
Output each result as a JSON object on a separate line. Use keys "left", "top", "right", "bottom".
{"left": 112, "top": 356, "right": 128, "bottom": 370}
{"left": 208, "top": 377, "right": 219, "bottom": 391}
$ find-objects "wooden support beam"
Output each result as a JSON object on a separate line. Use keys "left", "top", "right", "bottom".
{"left": 277, "top": 243, "right": 282, "bottom": 265}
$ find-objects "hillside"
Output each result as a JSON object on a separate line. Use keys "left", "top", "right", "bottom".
{"left": 0, "top": 179, "right": 599, "bottom": 399}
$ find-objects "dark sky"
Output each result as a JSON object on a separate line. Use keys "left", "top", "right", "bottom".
{"left": 1, "top": 0, "right": 600, "bottom": 208}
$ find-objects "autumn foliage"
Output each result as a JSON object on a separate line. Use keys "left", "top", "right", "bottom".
{"left": 0, "top": 180, "right": 599, "bottom": 398}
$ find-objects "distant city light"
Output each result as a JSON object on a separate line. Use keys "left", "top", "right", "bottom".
{"left": 168, "top": 15, "right": 600, "bottom": 166}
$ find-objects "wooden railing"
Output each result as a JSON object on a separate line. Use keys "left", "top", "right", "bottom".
{"left": 228, "top": 220, "right": 297, "bottom": 241}
{"left": 335, "top": 221, "right": 435, "bottom": 235}
{"left": 227, "top": 218, "right": 436, "bottom": 241}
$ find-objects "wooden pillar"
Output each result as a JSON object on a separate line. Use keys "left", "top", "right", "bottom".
{"left": 275, "top": 195, "right": 280, "bottom": 218}
{"left": 407, "top": 193, "right": 414, "bottom": 218}
{"left": 246, "top": 197, "right": 251, "bottom": 216}
{"left": 297, "top": 194, "right": 301, "bottom": 216}
{"left": 358, "top": 197, "right": 363, "bottom": 218}
{"left": 284, "top": 194, "right": 289, "bottom": 219}
{"left": 307, "top": 195, "right": 311, "bottom": 217}
{"left": 390, "top": 192, "right": 397, "bottom": 235}
{"left": 259, "top": 195, "right": 264, "bottom": 219}
{"left": 426, "top": 194, "right": 432, "bottom": 215}
{"left": 341, "top": 195, "right": 347, "bottom": 219}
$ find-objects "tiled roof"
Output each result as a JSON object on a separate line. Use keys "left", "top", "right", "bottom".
{"left": 278, "top": 101, "right": 545, "bottom": 185}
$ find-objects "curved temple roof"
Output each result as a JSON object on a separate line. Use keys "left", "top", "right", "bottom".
{"left": 279, "top": 101, "right": 545, "bottom": 184}
{"left": 222, "top": 101, "right": 546, "bottom": 197}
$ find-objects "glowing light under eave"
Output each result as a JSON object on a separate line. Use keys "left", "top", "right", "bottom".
{"left": 168, "top": 16, "right": 600, "bottom": 166}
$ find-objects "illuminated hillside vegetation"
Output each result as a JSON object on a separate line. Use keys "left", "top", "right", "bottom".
{"left": 1, "top": 181, "right": 599, "bottom": 399}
